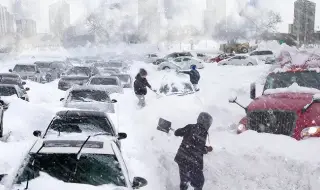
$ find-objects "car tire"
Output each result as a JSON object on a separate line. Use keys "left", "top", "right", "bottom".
{"left": 247, "top": 62, "right": 254, "bottom": 66}
{"left": 222, "top": 63, "right": 227, "bottom": 66}
{"left": 241, "top": 47, "right": 248, "bottom": 53}
{"left": 163, "top": 66, "right": 170, "bottom": 70}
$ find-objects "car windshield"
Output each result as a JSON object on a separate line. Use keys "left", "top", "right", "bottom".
{"left": 70, "top": 90, "right": 109, "bottom": 102}
{"left": 35, "top": 62, "right": 51, "bottom": 68}
{"left": 49, "top": 116, "right": 113, "bottom": 135}
{"left": 90, "top": 78, "right": 118, "bottom": 85}
{"left": 107, "top": 62, "right": 122, "bottom": 68}
{"left": 0, "top": 74, "right": 18, "bottom": 79}
{"left": 16, "top": 153, "right": 126, "bottom": 187}
{"left": 0, "top": 79, "right": 22, "bottom": 88}
{"left": 61, "top": 78, "right": 88, "bottom": 84}
{"left": 113, "top": 75, "right": 130, "bottom": 83}
{"left": 13, "top": 65, "right": 36, "bottom": 72}
{"left": 0, "top": 86, "right": 17, "bottom": 96}
{"left": 264, "top": 71, "right": 320, "bottom": 91}
{"left": 67, "top": 67, "right": 91, "bottom": 76}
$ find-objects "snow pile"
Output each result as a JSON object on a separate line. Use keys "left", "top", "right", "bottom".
{"left": 264, "top": 83, "right": 320, "bottom": 95}
{"left": 256, "top": 40, "right": 298, "bottom": 55}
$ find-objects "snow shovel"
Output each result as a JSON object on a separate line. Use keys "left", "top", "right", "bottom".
{"left": 157, "top": 118, "right": 175, "bottom": 133}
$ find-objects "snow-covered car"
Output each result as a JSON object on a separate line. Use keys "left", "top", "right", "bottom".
{"left": 265, "top": 57, "right": 276, "bottom": 64}
{"left": 105, "top": 61, "right": 130, "bottom": 73}
{"left": 58, "top": 76, "right": 89, "bottom": 91}
{"left": 158, "top": 56, "right": 204, "bottom": 71}
{"left": 93, "top": 62, "right": 122, "bottom": 75}
{"left": 61, "top": 86, "right": 118, "bottom": 113}
{"left": 111, "top": 74, "right": 133, "bottom": 88}
{"left": 66, "top": 57, "right": 82, "bottom": 64}
{"left": 207, "top": 53, "right": 235, "bottom": 63}
{"left": 34, "top": 61, "right": 73, "bottom": 82}
{"left": 1, "top": 138, "right": 147, "bottom": 190}
{"left": 62, "top": 66, "right": 99, "bottom": 77}
{"left": 0, "top": 73, "right": 23, "bottom": 83}
{"left": 249, "top": 50, "right": 275, "bottom": 62}
{"left": 9, "top": 64, "right": 42, "bottom": 83}
{"left": 218, "top": 55, "right": 258, "bottom": 66}
{"left": 33, "top": 110, "right": 126, "bottom": 147}
{"left": 87, "top": 76, "right": 124, "bottom": 94}
{"left": 153, "top": 52, "right": 193, "bottom": 65}
{"left": 0, "top": 78, "right": 28, "bottom": 94}
{"left": 144, "top": 54, "right": 158, "bottom": 63}
{"left": 159, "top": 80, "right": 195, "bottom": 96}
{"left": 0, "top": 84, "right": 29, "bottom": 101}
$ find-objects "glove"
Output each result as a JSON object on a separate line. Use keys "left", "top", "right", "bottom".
{"left": 205, "top": 146, "right": 213, "bottom": 153}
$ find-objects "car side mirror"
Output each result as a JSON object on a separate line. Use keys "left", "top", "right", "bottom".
{"left": 8, "top": 69, "right": 12, "bottom": 72}
{"left": 111, "top": 99, "right": 117, "bottom": 103}
{"left": 25, "top": 87, "right": 30, "bottom": 91}
{"left": 22, "top": 81, "right": 26, "bottom": 85}
{"left": 33, "top": 130, "right": 42, "bottom": 137}
{"left": 250, "top": 83, "right": 256, "bottom": 99}
{"left": 132, "top": 177, "right": 148, "bottom": 189}
{"left": 60, "top": 98, "right": 64, "bottom": 101}
{"left": 118, "top": 132, "right": 127, "bottom": 140}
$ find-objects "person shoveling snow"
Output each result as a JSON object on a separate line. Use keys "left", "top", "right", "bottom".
{"left": 133, "top": 68, "right": 156, "bottom": 108}
{"left": 157, "top": 113, "right": 213, "bottom": 190}
{"left": 177, "top": 65, "right": 200, "bottom": 91}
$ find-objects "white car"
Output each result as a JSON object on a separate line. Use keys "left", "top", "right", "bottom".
{"left": 9, "top": 64, "right": 42, "bottom": 82}
{"left": 87, "top": 76, "right": 124, "bottom": 94}
{"left": 158, "top": 56, "right": 204, "bottom": 70}
{"left": 249, "top": 50, "right": 275, "bottom": 62}
{"left": 218, "top": 55, "right": 258, "bottom": 66}
{"left": 1, "top": 137, "right": 147, "bottom": 190}
{"left": 61, "top": 86, "right": 118, "bottom": 113}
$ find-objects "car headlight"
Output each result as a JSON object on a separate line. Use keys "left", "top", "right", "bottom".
{"left": 237, "top": 124, "right": 245, "bottom": 131}
{"left": 300, "top": 126, "right": 320, "bottom": 138}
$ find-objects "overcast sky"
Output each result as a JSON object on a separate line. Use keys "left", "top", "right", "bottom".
{"left": 0, "top": 0, "right": 319, "bottom": 34}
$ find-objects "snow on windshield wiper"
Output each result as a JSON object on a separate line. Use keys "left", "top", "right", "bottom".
{"left": 76, "top": 132, "right": 110, "bottom": 160}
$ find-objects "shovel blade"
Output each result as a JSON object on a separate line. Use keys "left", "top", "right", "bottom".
{"left": 157, "top": 118, "right": 172, "bottom": 133}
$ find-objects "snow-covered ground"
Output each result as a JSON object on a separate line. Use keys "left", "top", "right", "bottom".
{"left": 0, "top": 43, "right": 320, "bottom": 190}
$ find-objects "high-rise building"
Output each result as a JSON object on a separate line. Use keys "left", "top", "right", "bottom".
{"left": 16, "top": 19, "right": 36, "bottom": 37}
{"left": 49, "top": 0, "right": 70, "bottom": 37}
{"left": 138, "top": 0, "right": 161, "bottom": 41}
{"left": 204, "top": 0, "right": 227, "bottom": 34}
{"left": 293, "top": 0, "right": 316, "bottom": 43}
{"left": 0, "top": 5, "right": 16, "bottom": 35}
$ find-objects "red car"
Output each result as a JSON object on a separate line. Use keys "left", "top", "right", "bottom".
{"left": 207, "top": 53, "right": 235, "bottom": 63}
{"left": 229, "top": 54, "right": 320, "bottom": 140}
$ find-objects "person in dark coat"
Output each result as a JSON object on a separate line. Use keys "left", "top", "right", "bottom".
{"left": 174, "top": 112, "right": 213, "bottom": 190}
{"left": 134, "top": 68, "right": 155, "bottom": 107}
{"left": 178, "top": 65, "right": 200, "bottom": 91}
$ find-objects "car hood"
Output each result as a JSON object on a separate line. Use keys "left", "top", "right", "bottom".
{"left": 248, "top": 92, "right": 313, "bottom": 112}
{"left": 65, "top": 101, "right": 115, "bottom": 113}
{"left": 89, "top": 85, "right": 123, "bottom": 94}
{"left": 11, "top": 172, "right": 131, "bottom": 190}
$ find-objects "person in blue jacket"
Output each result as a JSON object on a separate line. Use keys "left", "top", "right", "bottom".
{"left": 179, "top": 65, "right": 200, "bottom": 91}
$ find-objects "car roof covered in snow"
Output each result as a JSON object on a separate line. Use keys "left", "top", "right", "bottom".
{"left": 15, "top": 63, "right": 36, "bottom": 66}
{"left": 89, "top": 76, "right": 119, "bottom": 80}
{"left": 0, "top": 73, "right": 20, "bottom": 77}
{"left": 56, "top": 110, "right": 108, "bottom": 118}
{"left": 60, "top": 76, "right": 89, "bottom": 80}
{"left": 69, "top": 85, "right": 112, "bottom": 92}
{"left": 0, "top": 84, "right": 19, "bottom": 88}
{"left": 30, "top": 137, "right": 117, "bottom": 155}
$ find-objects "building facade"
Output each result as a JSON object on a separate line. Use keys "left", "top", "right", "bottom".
{"left": 0, "top": 5, "right": 16, "bottom": 35}
{"left": 293, "top": 0, "right": 316, "bottom": 43}
{"left": 288, "top": 24, "right": 293, "bottom": 34}
{"left": 49, "top": 0, "right": 70, "bottom": 37}
{"left": 203, "top": 0, "right": 227, "bottom": 35}
{"left": 16, "top": 19, "right": 36, "bottom": 37}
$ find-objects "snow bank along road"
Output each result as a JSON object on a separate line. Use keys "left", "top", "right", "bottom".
{"left": 1, "top": 60, "right": 320, "bottom": 190}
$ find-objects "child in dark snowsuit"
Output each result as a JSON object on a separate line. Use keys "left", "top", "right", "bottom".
{"left": 174, "top": 112, "right": 213, "bottom": 190}
{"left": 133, "top": 68, "right": 155, "bottom": 107}
{"left": 179, "top": 65, "right": 200, "bottom": 91}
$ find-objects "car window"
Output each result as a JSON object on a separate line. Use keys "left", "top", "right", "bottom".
{"left": 174, "top": 58, "right": 182, "bottom": 62}
{"left": 262, "top": 51, "right": 273, "bottom": 55}
{"left": 60, "top": 78, "right": 88, "bottom": 85}
{"left": 49, "top": 116, "right": 114, "bottom": 135}
{"left": 250, "top": 51, "right": 259, "bottom": 56}
{"left": 0, "top": 86, "right": 17, "bottom": 96}
{"left": 13, "top": 65, "right": 36, "bottom": 72}
{"left": 230, "top": 56, "right": 241, "bottom": 60}
{"left": 90, "top": 78, "right": 118, "bottom": 85}
{"left": 183, "top": 58, "right": 191, "bottom": 61}
{"left": 197, "top": 53, "right": 205, "bottom": 57}
{"left": 70, "top": 90, "right": 110, "bottom": 102}
{"left": 16, "top": 153, "right": 126, "bottom": 187}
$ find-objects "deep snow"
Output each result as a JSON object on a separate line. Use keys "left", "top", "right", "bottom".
{"left": 0, "top": 44, "right": 320, "bottom": 190}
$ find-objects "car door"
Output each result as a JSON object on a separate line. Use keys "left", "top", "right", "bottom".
{"left": 229, "top": 56, "right": 241, "bottom": 65}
